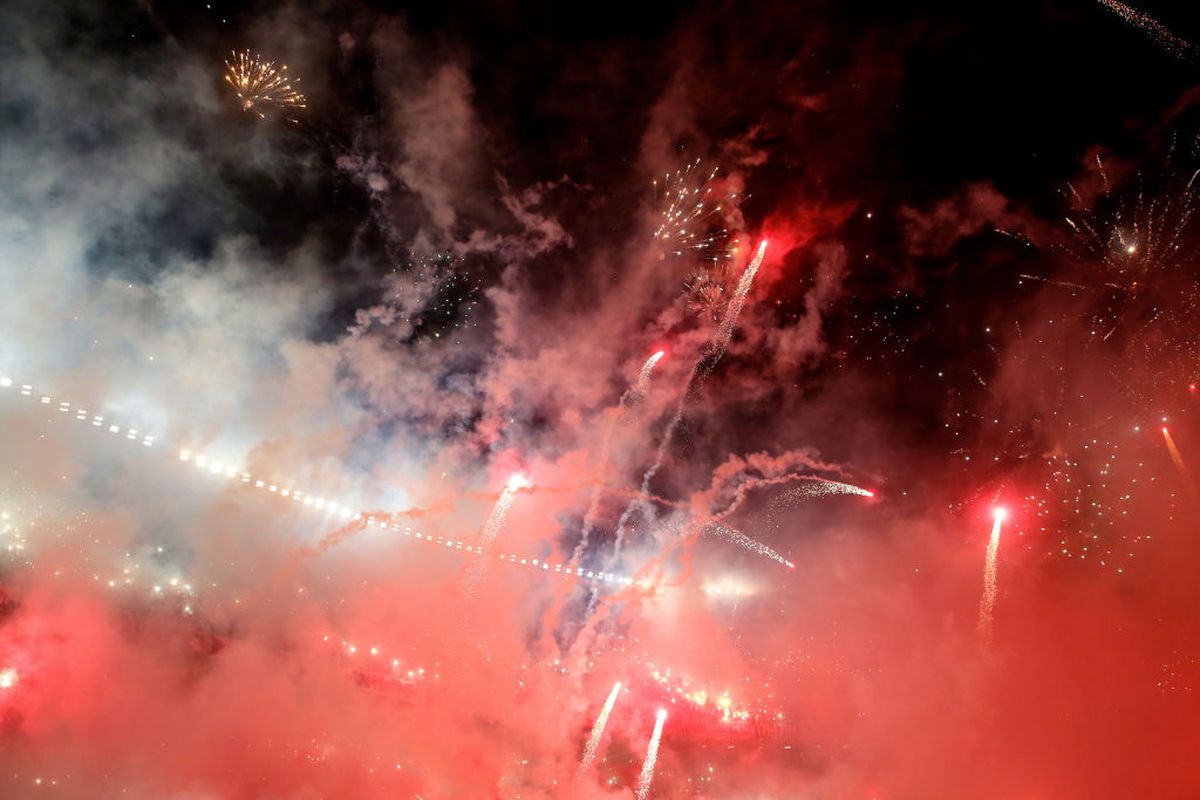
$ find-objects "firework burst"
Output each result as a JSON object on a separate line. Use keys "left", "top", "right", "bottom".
{"left": 653, "top": 159, "right": 738, "bottom": 265}
{"left": 683, "top": 265, "right": 731, "bottom": 321}
{"left": 223, "top": 50, "right": 307, "bottom": 120}
{"left": 1055, "top": 139, "right": 1200, "bottom": 397}
{"left": 1063, "top": 151, "right": 1199, "bottom": 285}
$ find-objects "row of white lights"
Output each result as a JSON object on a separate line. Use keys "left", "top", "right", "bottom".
{"left": 1, "top": 376, "right": 155, "bottom": 446}
{"left": 3, "top": 373, "right": 648, "bottom": 591}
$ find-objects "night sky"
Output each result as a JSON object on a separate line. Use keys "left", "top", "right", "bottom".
{"left": 2, "top": 0, "right": 1200, "bottom": 797}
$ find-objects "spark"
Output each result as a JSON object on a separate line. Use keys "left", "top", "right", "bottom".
{"left": 634, "top": 708, "right": 668, "bottom": 800}
{"left": 978, "top": 507, "right": 1006, "bottom": 644}
{"left": 576, "top": 681, "right": 622, "bottom": 779}
{"left": 0, "top": 667, "right": 17, "bottom": 690}
{"left": 223, "top": 50, "right": 307, "bottom": 120}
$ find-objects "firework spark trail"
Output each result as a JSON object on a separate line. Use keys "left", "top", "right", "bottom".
{"left": 463, "top": 474, "right": 528, "bottom": 597}
{"left": 978, "top": 508, "right": 1006, "bottom": 645}
{"left": 1096, "top": 0, "right": 1196, "bottom": 61}
{"left": 701, "top": 522, "right": 793, "bottom": 568}
{"left": 712, "top": 239, "right": 769, "bottom": 360}
{"left": 1161, "top": 427, "right": 1198, "bottom": 500}
{"left": 683, "top": 474, "right": 872, "bottom": 569}
{"left": 634, "top": 708, "right": 668, "bottom": 800}
{"left": 611, "top": 241, "right": 770, "bottom": 559}
{"left": 710, "top": 473, "right": 873, "bottom": 527}
{"left": 575, "top": 681, "right": 623, "bottom": 779}
{"left": 573, "top": 352, "right": 666, "bottom": 567}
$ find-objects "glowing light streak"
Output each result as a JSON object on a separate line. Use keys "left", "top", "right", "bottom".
{"left": 576, "top": 681, "right": 622, "bottom": 779}
{"left": 634, "top": 708, "right": 668, "bottom": 800}
{"left": 1161, "top": 427, "right": 1198, "bottom": 500}
{"left": 978, "top": 507, "right": 1006, "bottom": 644}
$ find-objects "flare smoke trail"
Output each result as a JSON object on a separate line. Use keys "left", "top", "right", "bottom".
{"left": 635, "top": 708, "right": 668, "bottom": 800}
{"left": 572, "top": 351, "right": 666, "bottom": 566}
{"left": 978, "top": 508, "right": 1006, "bottom": 644}
{"left": 1161, "top": 427, "right": 1198, "bottom": 500}
{"left": 464, "top": 474, "right": 528, "bottom": 596}
{"left": 575, "top": 681, "right": 622, "bottom": 779}
{"left": 612, "top": 241, "right": 770, "bottom": 558}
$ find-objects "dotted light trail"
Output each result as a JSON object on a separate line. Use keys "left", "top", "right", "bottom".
{"left": 635, "top": 708, "right": 668, "bottom": 800}
{"left": 1, "top": 373, "right": 648, "bottom": 592}
{"left": 576, "top": 681, "right": 623, "bottom": 779}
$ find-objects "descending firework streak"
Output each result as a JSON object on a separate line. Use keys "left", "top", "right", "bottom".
{"left": 575, "top": 681, "right": 623, "bottom": 779}
{"left": 223, "top": 50, "right": 307, "bottom": 120}
{"left": 635, "top": 708, "right": 668, "bottom": 800}
{"left": 978, "top": 508, "right": 1006, "bottom": 644}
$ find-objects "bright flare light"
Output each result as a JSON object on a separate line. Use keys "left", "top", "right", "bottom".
{"left": 0, "top": 667, "right": 18, "bottom": 690}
